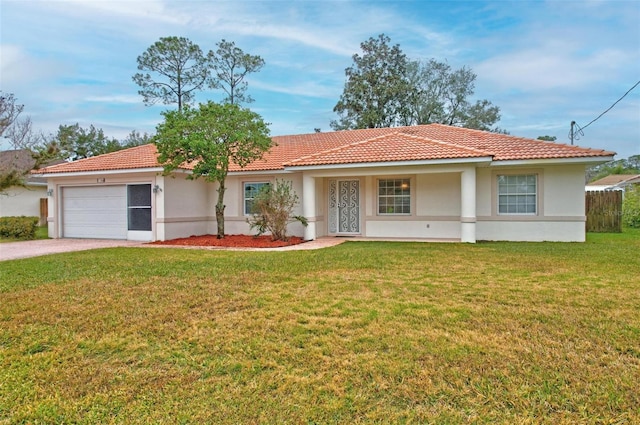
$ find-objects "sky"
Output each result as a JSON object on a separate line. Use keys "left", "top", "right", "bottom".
{"left": 1, "top": 0, "right": 639, "bottom": 159}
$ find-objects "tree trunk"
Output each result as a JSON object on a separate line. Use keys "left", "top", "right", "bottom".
{"left": 215, "top": 179, "right": 226, "bottom": 239}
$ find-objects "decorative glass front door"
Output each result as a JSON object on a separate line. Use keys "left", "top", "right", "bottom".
{"left": 328, "top": 179, "right": 360, "bottom": 234}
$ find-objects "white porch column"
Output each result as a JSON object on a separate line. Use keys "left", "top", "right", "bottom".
{"left": 154, "top": 175, "right": 166, "bottom": 241}
{"left": 460, "top": 167, "right": 477, "bottom": 243}
{"left": 47, "top": 183, "right": 56, "bottom": 238}
{"left": 302, "top": 173, "right": 317, "bottom": 241}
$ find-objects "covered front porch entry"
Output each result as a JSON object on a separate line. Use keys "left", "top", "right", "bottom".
{"left": 298, "top": 162, "right": 480, "bottom": 243}
{"left": 328, "top": 179, "right": 361, "bottom": 235}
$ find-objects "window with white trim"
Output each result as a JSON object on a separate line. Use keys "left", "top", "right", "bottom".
{"left": 378, "top": 178, "right": 411, "bottom": 215}
{"left": 244, "top": 182, "right": 269, "bottom": 215}
{"left": 497, "top": 174, "right": 537, "bottom": 214}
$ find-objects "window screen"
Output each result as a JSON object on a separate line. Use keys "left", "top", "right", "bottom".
{"left": 127, "top": 184, "right": 152, "bottom": 231}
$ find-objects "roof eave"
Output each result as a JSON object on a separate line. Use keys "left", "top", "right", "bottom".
{"left": 228, "top": 168, "right": 290, "bottom": 176}
{"left": 490, "top": 155, "right": 615, "bottom": 167}
{"left": 284, "top": 156, "right": 494, "bottom": 171}
{"left": 40, "top": 167, "right": 168, "bottom": 178}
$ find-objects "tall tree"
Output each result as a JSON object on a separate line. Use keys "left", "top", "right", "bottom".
{"left": 403, "top": 60, "right": 448, "bottom": 126}
{"left": 537, "top": 135, "right": 557, "bottom": 141}
{"left": 0, "top": 92, "right": 24, "bottom": 137}
{"left": 460, "top": 99, "right": 502, "bottom": 131}
{"left": 332, "top": 34, "right": 410, "bottom": 130}
{"left": 133, "top": 36, "right": 209, "bottom": 111}
{"left": 0, "top": 93, "right": 54, "bottom": 193}
{"left": 154, "top": 101, "right": 272, "bottom": 238}
{"left": 122, "top": 130, "right": 154, "bottom": 148}
{"left": 406, "top": 60, "right": 502, "bottom": 130}
{"left": 332, "top": 34, "right": 503, "bottom": 132}
{"left": 53, "top": 124, "right": 121, "bottom": 161}
{"left": 208, "top": 39, "right": 265, "bottom": 105}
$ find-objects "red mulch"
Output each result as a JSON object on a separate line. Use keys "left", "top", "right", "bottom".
{"left": 149, "top": 234, "right": 305, "bottom": 248}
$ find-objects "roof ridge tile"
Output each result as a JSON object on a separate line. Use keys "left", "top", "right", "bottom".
{"left": 286, "top": 132, "right": 402, "bottom": 165}
{"left": 395, "top": 131, "right": 494, "bottom": 157}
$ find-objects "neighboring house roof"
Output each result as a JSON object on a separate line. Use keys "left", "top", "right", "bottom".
{"left": 0, "top": 149, "right": 43, "bottom": 185}
{"left": 35, "top": 124, "right": 615, "bottom": 175}
{"left": 0, "top": 149, "right": 34, "bottom": 173}
{"left": 585, "top": 174, "right": 640, "bottom": 191}
{"left": 587, "top": 174, "right": 640, "bottom": 188}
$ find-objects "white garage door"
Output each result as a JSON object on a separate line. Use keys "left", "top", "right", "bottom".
{"left": 62, "top": 186, "right": 127, "bottom": 239}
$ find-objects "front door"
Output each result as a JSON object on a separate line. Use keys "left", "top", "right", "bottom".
{"left": 329, "top": 179, "right": 360, "bottom": 234}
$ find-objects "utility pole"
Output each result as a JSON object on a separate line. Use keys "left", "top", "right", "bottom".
{"left": 570, "top": 121, "right": 575, "bottom": 145}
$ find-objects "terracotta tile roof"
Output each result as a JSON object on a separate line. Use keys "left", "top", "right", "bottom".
{"left": 285, "top": 132, "right": 489, "bottom": 166}
{"left": 244, "top": 124, "right": 614, "bottom": 170}
{"left": 35, "top": 144, "right": 161, "bottom": 174}
{"left": 387, "top": 124, "right": 614, "bottom": 162}
{"left": 36, "top": 124, "right": 615, "bottom": 175}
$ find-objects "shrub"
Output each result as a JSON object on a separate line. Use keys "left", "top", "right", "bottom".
{"left": 0, "top": 216, "right": 39, "bottom": 239}
{"left": 622, "top": 184, "right": 640, "bottom": 228}
{"left": 247, "top": 179, "right": 308, "bottom": 241}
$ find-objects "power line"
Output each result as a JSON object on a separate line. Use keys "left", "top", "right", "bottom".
{"left": 569, "top": 79, "right": 640, "bottom": 144}
{"left": 581, "top": 79, "right": 640, "bottom": 131}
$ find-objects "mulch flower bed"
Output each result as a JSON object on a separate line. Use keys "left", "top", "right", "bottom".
{"left": 149, "top": 234, "right": 305, "bottom": 248}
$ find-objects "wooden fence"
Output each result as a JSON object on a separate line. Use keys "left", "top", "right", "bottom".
{"left": 39, "top": 198, "right": 48, "bottom": 227}
{"left": 585, "top": 190, "right": 622, "bottom": 233}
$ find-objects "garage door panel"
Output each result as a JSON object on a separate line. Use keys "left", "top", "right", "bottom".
{"left": 63, "top": 223, "right": 127, "bottom": 239}
{"left": 63, "top": 186, "right": 127, "bottom": 239}
{"left": 66, "top": 197, "right": 125, "bottom": 210}
{"left": 64, "top": 211, "right": 127, "bottom": 225}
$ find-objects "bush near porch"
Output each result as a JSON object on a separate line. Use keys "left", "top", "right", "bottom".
{"left": 0, "top": 216, "right": 39, "bottom": 240}
{"left": 1, "top": 230, "right": 639, "bottom": 423}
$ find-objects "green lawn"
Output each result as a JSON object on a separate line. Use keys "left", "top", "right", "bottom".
{"left": 1, "top": 230, "right": 639, "bottom": 424}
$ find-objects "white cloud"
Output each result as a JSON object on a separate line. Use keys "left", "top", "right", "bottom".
{"left": 85, "top": 94, "right": 142, "bottom": 104}
{"left": 0, "top": 45, "right": 68, "bottom": 89}
{"left": 251, "top": 80, "right": 338, "bottom": 99}
{"left": 47, "top": 0, "right": 188, "bottom": 26}
{"left": 475, "top": 43, "right": 629, "bottom": 92}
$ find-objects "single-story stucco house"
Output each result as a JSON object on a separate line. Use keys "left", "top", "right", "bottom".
{"left": 0, "top": 178, "right": 47, "bottom": 222}
{"left": 0, "top": 149, "right": 48, "bottom": 224}
{"left": 35, "top": 124, "right": 615, "bottom": 243}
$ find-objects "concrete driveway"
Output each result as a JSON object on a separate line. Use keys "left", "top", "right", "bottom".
{"left": 0, "top": 237, "right": 348, "bottom": 261}
{"left": 0, "top": 239, "right": 142, "bottom": 261}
